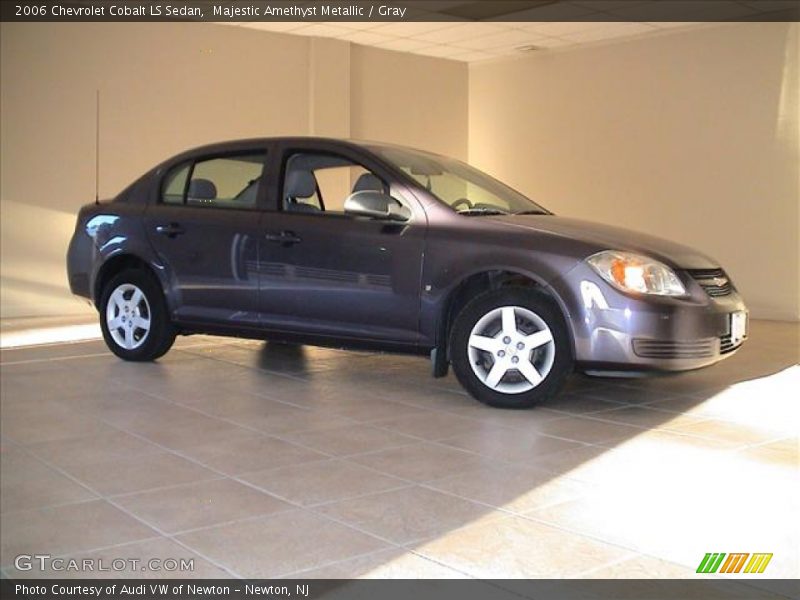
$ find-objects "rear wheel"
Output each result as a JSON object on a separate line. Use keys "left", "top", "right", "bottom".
{"left": 99, "top": 269, "right": 175, "bottom": 361}
{"left": 450, "top": 287, "right": 572, "bottom": 408}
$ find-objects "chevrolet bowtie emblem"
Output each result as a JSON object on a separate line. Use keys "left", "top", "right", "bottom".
{"left": 701, "top": 277, "right": 728, "bottom": 287}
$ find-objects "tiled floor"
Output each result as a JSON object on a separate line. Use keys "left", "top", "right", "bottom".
{"left": 0, "top": 319, "right": 797, "bottom": 580}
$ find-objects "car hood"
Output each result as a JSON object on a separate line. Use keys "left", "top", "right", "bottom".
{"left": 489, "top": 215, "right": 718, "bottom": 269}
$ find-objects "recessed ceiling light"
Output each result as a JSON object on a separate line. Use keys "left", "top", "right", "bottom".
{"left": 515, "top": 44, "right": 542, "bottom": 53}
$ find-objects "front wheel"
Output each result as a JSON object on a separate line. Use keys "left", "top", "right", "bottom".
{"left": 450, "top": 288, "right": 572, "bottom": 408}
{"left": 99, "top": 268, "right": 176, "bottom": 361}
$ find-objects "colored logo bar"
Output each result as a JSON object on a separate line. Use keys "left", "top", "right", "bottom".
{"left": 696, "top": 553, "right": 773, "bottom": 574}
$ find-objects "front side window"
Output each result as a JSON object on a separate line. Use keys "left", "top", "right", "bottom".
{"left": 282, "top": 152, "right": 391, "bottom": 215}
{"left": 161, "top": 152, "right": 266, "bottom": 209}
{"left": 371, "top": 146, "right": 549, "bottom": 216}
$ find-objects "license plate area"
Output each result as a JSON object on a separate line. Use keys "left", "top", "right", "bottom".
{"left": 730, "top": 311, "right": 747, "bottom": 345}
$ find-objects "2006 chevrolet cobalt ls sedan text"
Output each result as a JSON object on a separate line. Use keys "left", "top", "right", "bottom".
{"left": 67, "top": 138, "right": 747, "bottom": 408}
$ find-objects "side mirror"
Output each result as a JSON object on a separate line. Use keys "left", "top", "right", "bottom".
{"left": 344, "top": 191, "right": 411, "bottom": 222}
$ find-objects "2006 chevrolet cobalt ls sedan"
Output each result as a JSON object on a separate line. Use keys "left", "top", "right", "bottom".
{"left": 67, "top": 138, "right": 747, "bottom": 408}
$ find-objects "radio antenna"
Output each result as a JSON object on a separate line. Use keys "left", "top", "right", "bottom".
{"left": 95, "top": 89, "right": 100, "bottom": 205}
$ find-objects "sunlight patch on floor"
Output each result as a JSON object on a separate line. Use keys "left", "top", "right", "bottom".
{"left": 0, "top": 323, "right": 102, "bottom": 348}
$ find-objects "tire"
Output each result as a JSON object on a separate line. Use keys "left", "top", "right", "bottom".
{"left": 99, "top": 268, "right": 176, "bottom": 361}
{"left": 450, "top": 287, "right": 572, "bottom": 409}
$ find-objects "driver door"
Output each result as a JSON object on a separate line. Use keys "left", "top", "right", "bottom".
{"left": 258, "top": 145, "right": 426, "bottom": 345}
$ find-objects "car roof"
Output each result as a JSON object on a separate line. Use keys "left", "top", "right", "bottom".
{"left": 170, "top": 136, "right": 424, "bottom": 158}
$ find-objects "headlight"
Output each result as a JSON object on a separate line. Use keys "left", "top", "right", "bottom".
{"left": 586, "top": 250, "right": 687, "bottom": 297}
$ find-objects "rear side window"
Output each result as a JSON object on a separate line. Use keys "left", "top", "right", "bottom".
{"left": 161, "top": 163, "right": 189, "bottom": 205}
{"left": 160, "top": 152, "right": 266, "bottom": 209}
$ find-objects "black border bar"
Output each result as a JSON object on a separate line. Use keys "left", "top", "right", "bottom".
{"left": 2, "top": 579, "right": 799, "bottom": 600}
{"left": 2, "top": 1, "right": 799, "bottom": 23}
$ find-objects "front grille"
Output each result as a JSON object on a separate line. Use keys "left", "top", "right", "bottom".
{"left": 687, "top": 268, "right": 733, "bottom": 298}
{"left": 633, "top": 338, "right": 717, "bottom": 359}
{"left": 720, "top": 332, "right": 745, "bottom": 354}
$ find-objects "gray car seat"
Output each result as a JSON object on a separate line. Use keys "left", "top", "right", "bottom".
{"left": 284, "top": 170, "right": 321, "bottom": 213}
{"left": 187, "top": 179, "right": 217, "bottom": 203}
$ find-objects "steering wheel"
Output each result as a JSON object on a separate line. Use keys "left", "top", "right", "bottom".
{"left": 452, "top": 198, "right": 473, "bottom": 211}
{"left": 473, "top": 202, "right": 508, "bottom": 213}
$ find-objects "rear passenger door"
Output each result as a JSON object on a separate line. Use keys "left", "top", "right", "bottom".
{"left": 144, "top": 149, "right": 268, "bottom": 326}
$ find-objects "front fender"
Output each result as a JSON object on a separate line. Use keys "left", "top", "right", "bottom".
{"left": 420, "top": 229, "right": 582, "bottom": 350}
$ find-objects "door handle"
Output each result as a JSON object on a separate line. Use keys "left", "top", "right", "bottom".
{"left": 264, "top": 230, "right": 302, "bottom": 246}
{"left": 155, "top": 223, "right": 185, "bottom": 238}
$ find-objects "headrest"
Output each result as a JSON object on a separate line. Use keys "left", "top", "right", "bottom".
{"left": 285, "top": 170, "right": 316, "bottom": 198}
{"left": 188, "top": 178, "right": 217, "bottom": 200}
{"left": 353, "top": 173, "right": 384, "bottom": 193}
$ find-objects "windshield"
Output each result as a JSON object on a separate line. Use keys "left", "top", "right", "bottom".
{"left": 371, "top": 146, "right": 549, "bottom": 216}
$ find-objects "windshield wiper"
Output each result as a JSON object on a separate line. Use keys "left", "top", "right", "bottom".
{"left": 513, "top": 210, "right": 548, "bottom": 216}
{"left": 457, "top": 208, "right": 510, "bottom": 216}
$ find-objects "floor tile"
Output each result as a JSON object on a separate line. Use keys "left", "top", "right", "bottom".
{"left": 586, "top": 406, "right": 708, "bottom": 431}
{"left": 443, "top": 405, "right": 568, "bottom": 430}
{"left": 540, "top": 393, "right": 625, "bottom": 414}
{"left": 241, "top": 459, "right": 408, "bottom": 506}
{"left": 26, "top": 431, "right": 163, "bottom": 468}
{"left": 1, "top": 411, "right": 119, "bottom": 445}
{"left": 175, "top": 510, "right": 387, "bottom": 578}
{"left": 175, "top": 434, "right": 326, "bottom": 475}
{"left": 530, "top": 416, "right": 645, "bottom": 445}
{"left": 290, "top": 547, "right": 469, "bottom": 578}
{"left": 425, "top": 463, "right": 587, "bottom": 514}
{"left": 348, "top": 442, "right": 490, "bottom": 482}
{"left": 583, "top": 385, "right": 678, "bottom": 405}
{"left": 577, "top": 554, "right": 700, "bottom": 578}
{"left": 439, "top": 429, "right": 585, "bottom": 463}
{"left": 370, "top": 411, "right": 509, "bottom": 441}
{"left": 0, "top": 500, "right": 155, "bottom": 566}
{"left": 318, "top": 486, "right": 494, "bottom": 545}
{"left": 415, "top": 514, "right": 630, "bottom": 578}
{"left": 277, "top": 423, "right": 417, "bottom": 456}
{"left": 113, "top": 478, "right": 292, "bottom": 534}
{"left": 739, "top": 439, "right": 799, "bottom": 470}
{"left": 664, "top": 418, "right": 787, "bottom": 448}
{"left": 371, "top": 386, "right": 471, "bottom": 410}
{"left": 0, "top": 449, "right": 97, "bottom": 512}
{"left": 175, "top": 393, "right": 357, "bottom": 435}
{"left": 62, "top": 452, "right": 219, "bottom": 497}
{"left": 323, "top": 399, "right": 431, "bottom": 423}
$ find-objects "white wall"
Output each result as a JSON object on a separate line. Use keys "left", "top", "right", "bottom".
{"left": 470, "top": 23, "right": 799, "bottom": 321}
{"left": 0, "top": 23, "right": 467, "bottom": 318}
{"left": 351, "top": 45, "right": 468, "bottom": 159}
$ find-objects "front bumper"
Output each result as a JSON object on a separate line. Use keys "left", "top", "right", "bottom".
{"left": 551, "top": 263, "right": 748, "bottom": 373}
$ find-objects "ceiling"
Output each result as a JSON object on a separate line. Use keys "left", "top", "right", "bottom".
{"left": 218, "top": 1, "right": 791, "bottom": 63}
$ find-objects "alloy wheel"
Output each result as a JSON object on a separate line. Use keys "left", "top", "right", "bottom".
{"left": 105, "top": 283, "right": 151, "bottom": 350}
{"left": 467, "top": 305, "right": 555, "bottom": 394}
